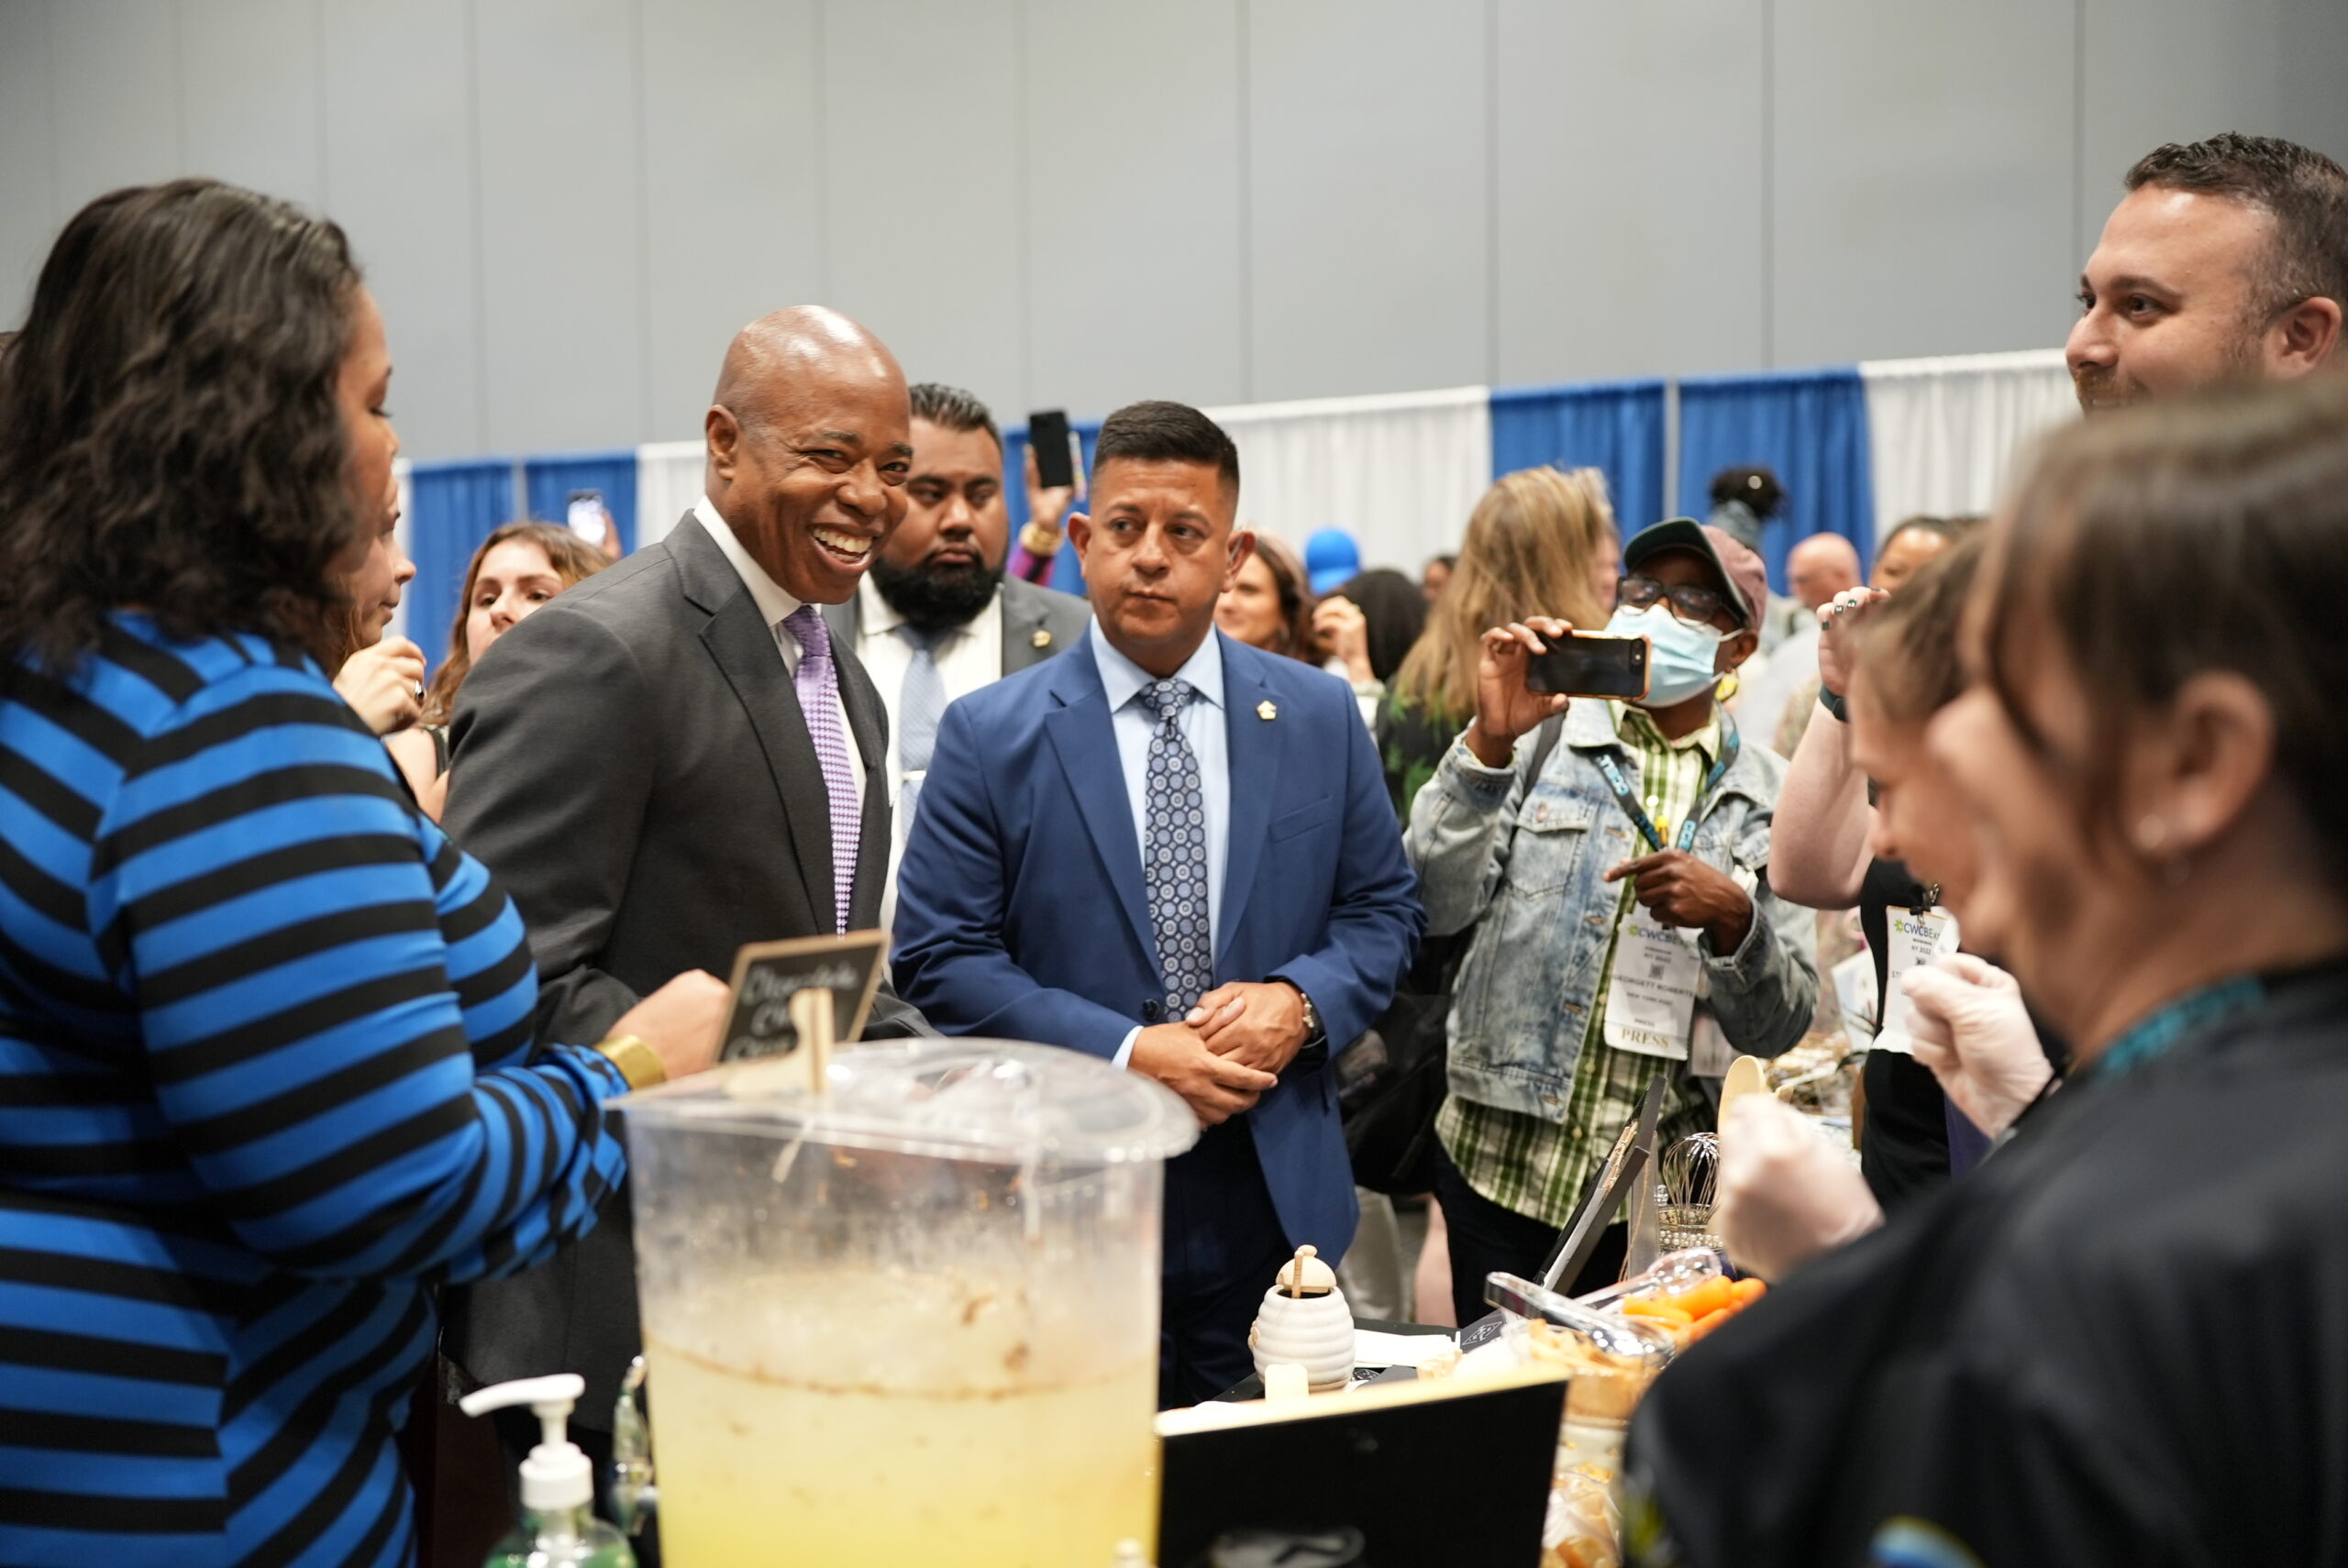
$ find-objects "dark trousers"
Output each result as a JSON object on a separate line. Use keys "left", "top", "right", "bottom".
{"left": 1434, "top": 1140, "right": 1626, "bottom": 1326}
{"left": 1159, "top": 1118, "right": 1295, "bottom": 1408}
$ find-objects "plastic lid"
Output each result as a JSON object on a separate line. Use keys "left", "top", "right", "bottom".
{"left": 615, "top": 1039, "right": 1201, "bottom": 1165}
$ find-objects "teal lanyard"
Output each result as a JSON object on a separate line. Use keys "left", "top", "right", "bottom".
{"left": 2096, "top": 976, "right": 2265, "bottom": 1079}
{"left": 1592, "top": 718, "right": 1742, "bottom": 853}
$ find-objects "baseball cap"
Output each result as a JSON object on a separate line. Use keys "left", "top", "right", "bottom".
{"left": 1303, "top": 528, "right": 1362, "bottom": 595}
{"left": 1622, "top": 518, "right": 1768, "bottom": 629}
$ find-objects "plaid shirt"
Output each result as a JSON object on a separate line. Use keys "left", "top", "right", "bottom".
{"left": 1436, "top": 702, "right": 1721, "bottom": 1227}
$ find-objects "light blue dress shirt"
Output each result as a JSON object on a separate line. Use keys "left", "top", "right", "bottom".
{"left": 1091, "top": 628, "right": 1230, "bottom": 1066}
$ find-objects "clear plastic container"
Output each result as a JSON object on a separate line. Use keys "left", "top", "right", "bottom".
{"left": 618, "top": 1042, "right": 1197, "bottom": 1568}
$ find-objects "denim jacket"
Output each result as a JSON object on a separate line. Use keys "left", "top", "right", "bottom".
{"left": 1405, "top": 701, "right": 1818, "bottom": 1121}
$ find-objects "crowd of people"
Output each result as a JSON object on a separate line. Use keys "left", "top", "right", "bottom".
{"left": 0, "top": 127, "right": 2343, "bottom": 1568}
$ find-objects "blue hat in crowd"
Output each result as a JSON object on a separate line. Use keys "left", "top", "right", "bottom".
{"left": 1304, "top": 528, "right": 1362, "bottom": 594}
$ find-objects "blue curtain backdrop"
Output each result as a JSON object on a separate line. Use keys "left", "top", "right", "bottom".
{"left": 405, "top": 458, "right": 518, "bottom": 672}
{"left": 1488, "top": 379, "right": 1669, "bottom": 540}
{"left": 525, "top": 450, "right": 639, "bottom": 556}
{"left": 1002, "top": 418, "right": 1103, "bottom": 596}
{"left": 1675, "top": 368, "right": 1876, "bottom": 591}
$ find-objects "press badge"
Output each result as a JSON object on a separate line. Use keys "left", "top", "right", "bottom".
{"left": 1603, "top": 903, "right": 1700, "bottom": 1060}
{"left": 1872, "top": 906, "right": 1960, "bottom": 1055}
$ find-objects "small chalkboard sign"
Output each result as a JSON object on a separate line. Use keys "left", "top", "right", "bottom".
{"left": 717, "top": 931, "right": 888, "bottom": 1064}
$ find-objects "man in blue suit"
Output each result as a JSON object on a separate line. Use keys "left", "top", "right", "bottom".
{"left": 894, "top": 400, "right": 1423, "bottom": 1405}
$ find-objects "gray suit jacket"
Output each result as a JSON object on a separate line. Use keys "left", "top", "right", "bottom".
{"left": 819, "top": 571, "right": 1092, "bottom": 683}
{"left": 439, "top": 512, "right": 926, "bottom": 1421}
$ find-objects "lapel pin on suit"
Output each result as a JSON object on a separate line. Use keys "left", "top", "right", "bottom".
{"left": 1257, "top": 700, "right": 1278, "bottom": 721}
{"left": 1031, "top": 627, "right": 1053, "bottom": 649}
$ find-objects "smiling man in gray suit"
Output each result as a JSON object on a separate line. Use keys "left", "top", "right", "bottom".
{"left": 439, "top": 305, "right": 931, "bottom": 1482}
{"left": 822, "top": 381, "right": 1090, "bottom": 922}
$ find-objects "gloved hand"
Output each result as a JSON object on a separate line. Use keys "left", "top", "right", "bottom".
{"left": 1900, "top": 954, "right": 2054, "bottom": 1139}
{"left": 1715, "top": 1094, "right": 1883, "bottom": 1282}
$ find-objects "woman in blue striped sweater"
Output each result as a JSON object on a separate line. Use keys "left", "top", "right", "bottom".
{"left": 0, "top": 181, "right": 729, "bottom": 1566}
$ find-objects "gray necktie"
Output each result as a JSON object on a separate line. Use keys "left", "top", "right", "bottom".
{"left": 895, "top": 624, "right": 948, "bottom": 824}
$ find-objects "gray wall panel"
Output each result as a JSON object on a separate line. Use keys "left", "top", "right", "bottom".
{"left": 817, "top": 0, "right": 1024, "bottom": 426}
{"left": 179, "top": 0, "right": 323, "bottom": 207}
{"left": 1246, "top": 0, "right": 1490, "bottom": 402}
{"left": 2079, "top": 0, "right": 2289, "bottom": 263}
{"left": 2278, "top": 0, "right": 2348, "bottom": 167}
{"left": 1772, "top": 0, "right": 2077, "bottom": 367}
{"left": 0, "top": 1, "right": 57, "bottom": 323}
{"left": 1493, "top": 0, "right": 1766, "bottom": 384}
{"left": 7, "top": 1, "right": 2341, "bottom": 458}
{"left": 1021, "top": 0, "right": 1246, "bottom": 416}
{"left": 320, "top": 0, "right": 486, "bottom": 459}
{"left": 638, "top": 0, "right": 825, "bottom": 439}
{"left": 471, "top": 0, "right": 647, "bottom": 454}
{"left": 49, "top": 0, "right": 183, "bottom": 205}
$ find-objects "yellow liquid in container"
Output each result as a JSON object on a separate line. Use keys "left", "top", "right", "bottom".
{"left": 643, "top": 1270, "right": 1157, "bottom": 1567}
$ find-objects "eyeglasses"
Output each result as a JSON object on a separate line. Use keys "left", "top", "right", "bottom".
{"left": 1616, "top": 573, "right": 1742, "bottom": 628}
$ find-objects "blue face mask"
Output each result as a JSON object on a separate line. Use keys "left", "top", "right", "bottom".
{"left": 1605, "top": 602, "right": 1726, "bottom": 706}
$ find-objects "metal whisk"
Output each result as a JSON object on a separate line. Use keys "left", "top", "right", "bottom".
{"left": 1658, "top": 1132, "right": 1722, "bottom": 1253}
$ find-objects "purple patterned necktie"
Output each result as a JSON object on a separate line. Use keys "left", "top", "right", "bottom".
{"left": 782, "top": 605, "right": 859, "bottom": 931}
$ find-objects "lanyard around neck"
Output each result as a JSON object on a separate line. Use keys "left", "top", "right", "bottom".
{"left": 1591, "top": 717, "right": 1741, "bottom": 853}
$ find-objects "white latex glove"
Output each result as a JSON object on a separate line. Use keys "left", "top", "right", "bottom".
{"left": 1900, "top": 954, "right": 2054, "bottom": 1139}
{"left": 1716, "top": 1094, "right": 1883, "bottom": 1282}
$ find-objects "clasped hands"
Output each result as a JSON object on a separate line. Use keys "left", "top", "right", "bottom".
{"left": 1129, "top": 981, "right": 1310, "bottom": 1128}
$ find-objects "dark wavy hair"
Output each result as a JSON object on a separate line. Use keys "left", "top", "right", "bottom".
{"left": 0, "top": 179, "right": 365, "bottom": 671}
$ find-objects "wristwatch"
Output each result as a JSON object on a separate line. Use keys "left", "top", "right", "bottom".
{"left": 1817, "top": 685, "right": 1849, "bottom": 723}
{"left": 1295, "top": 988, "right": 1325, "bottom": 1048}
{"left": 594, "top": 1032, "right": 666, "bottom": 1090}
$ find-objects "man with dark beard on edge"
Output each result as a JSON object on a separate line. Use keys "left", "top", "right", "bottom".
{"left": 824, "top": 381, "right": 1091, "bottom": 925}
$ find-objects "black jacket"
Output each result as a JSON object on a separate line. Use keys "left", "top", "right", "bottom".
{"left": 1627, "top": 961, "right": 2348, "bottom": 1568}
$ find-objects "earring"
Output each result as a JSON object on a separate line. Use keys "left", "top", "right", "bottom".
{"left": 2136, "top": 816, "right": 2169, "bottom": 855}
{"left": 1713, "top": 670, "right": 1741, "bottom": 704}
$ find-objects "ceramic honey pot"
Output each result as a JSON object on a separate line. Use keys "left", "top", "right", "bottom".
{"left": 1248, "top": 1244, "right": 1355, "bottom": 1392}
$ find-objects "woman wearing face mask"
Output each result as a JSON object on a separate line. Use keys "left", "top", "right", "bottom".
{"left": 384, "top": 520, "right": 607, "bottom": 818}
{"left": 1406, "top": 519, "right": 1818, "bottom": 1316}
{"left": 1626, "top": 374, "right": 2348, "bottom": 1568}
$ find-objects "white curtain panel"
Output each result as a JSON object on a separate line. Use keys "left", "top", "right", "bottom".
{"left": 1201, "top": 384, "right": 1493, "bottom": 572}
{"left": 1859, "top": 348, "right": 2078, "bottom": 549}
{"left": 635, "top": 439, "right": 707, "bottom": 549}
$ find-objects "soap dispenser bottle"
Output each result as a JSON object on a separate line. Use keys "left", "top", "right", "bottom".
{"left": 458, "top": 1374, "right": 637, "bottom": 1568}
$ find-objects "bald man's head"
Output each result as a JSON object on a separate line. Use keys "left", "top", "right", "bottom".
{"left": 1788, "top": 533, "right": 1862, "bottom": 611}
{"left": 702, "top": 306, "right": 913, "bottom": 604}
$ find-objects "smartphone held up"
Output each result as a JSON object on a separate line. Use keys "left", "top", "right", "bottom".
{"left": 1525, "top": 632, "right": 1651, "bottom": 701}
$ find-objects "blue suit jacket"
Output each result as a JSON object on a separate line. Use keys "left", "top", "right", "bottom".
{"left": 892, "top": 628, "right": 1423, "bottom": 1254}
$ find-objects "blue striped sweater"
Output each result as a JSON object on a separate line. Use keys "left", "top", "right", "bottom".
{"left": 0, "top": 616, "right": 631, "bottom": 1567}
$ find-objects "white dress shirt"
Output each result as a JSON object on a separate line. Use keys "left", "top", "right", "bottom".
{"left": 692, "top": 497, "right": 865, "bottom": 818}
{"left": 858, "top": 576, "right": 1004, "bottom": 935}
{"left": 852, "top": 574, "right": 1005, "bottom": 789}
{"left": 1092, "top": 628, "right": 1231, "bottom": 1066}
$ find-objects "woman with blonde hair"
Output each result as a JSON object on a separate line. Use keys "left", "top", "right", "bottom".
{"left": 1381, "top": 466, "right": 1619, "bottom": 816}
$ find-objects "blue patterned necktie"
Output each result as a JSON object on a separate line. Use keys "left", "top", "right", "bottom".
{"left": 1137, "top": 679, "right": 1213, "bottom": 1017}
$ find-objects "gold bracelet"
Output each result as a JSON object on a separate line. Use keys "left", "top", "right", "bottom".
{"left": 594, "top": 1033, "right": 666, "bottom": 1090}
{"left": 1020, "top": 521, "right": 1063, "bottom": 558}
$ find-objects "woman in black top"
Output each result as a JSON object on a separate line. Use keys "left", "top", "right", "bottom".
{"left": 1629, "top": 373, "right": 2348, "bottom": 1568}
{"left": 1768, "top": 529, "right": 1989, "bottom": 1210}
